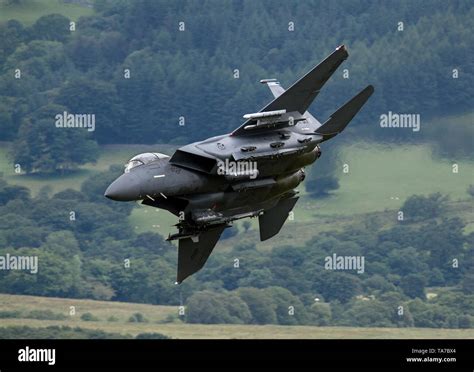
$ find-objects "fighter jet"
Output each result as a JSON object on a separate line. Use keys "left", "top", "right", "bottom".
{"left": 105, "top": 45, "right": 374, "bottom": 283}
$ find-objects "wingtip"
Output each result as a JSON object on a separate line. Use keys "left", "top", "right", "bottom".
{"left": 336, "top": 44, "right": 348, "bottom": 57}
{"left": 260, "top": 78, "right": 278, "bottom": 84}
{"left": 365, "top": 84, "right": 375, "bottom": 95}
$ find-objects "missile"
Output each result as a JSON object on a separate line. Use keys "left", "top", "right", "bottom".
{"left": 259, "top": 78, "right": 278, "bottom": 84}
{"left": 243, "top": 109, "right": 286, "bottom": 120}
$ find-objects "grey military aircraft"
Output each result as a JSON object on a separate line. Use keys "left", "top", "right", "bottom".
{"left": 105, "top": 45, "right": 374, "bottom": 283}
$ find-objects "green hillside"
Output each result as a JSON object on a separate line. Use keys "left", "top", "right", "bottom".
{"left": 316, "top": 142, "right": 474, "bottom": 216}
{"left": 0, "top": 0, "right": 472, "bottom": 339}
{"left": 1, "top": 139, "right": 472, "bottom": 241}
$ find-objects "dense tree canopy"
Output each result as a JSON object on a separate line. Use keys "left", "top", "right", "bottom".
{"left": 0, "top": 0, "right": 472, "bottom": 151}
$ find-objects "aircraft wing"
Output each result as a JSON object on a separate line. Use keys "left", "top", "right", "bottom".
{"left": 232, "top": 45, "right": 348, "bottom": 136}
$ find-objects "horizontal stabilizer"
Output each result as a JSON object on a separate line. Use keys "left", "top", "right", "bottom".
{"left": 315, "top": 85, "right": 374, "bottom": 141}
{"left": 177, "top": 225, "right": 226, "bottom": 283}
{"left": 259, "top": 196, "right": 299, "bottom": 241}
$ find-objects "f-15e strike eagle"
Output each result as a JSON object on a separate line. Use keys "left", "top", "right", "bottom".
{"left": 105, "top": 45, "right": 374, "bottom": 283}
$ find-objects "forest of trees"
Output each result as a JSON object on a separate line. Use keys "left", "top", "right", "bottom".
{"left": 0, "top": 172, "right": 472, "bottom": 328}
{"left": 0, "top": 0, "right": 473, "bottom": 147}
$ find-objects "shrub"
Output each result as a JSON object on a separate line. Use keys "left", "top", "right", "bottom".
{"left": 128, "top": 312, "right": 148, "bottom": 323}
{"left": 27, "top": 310, "right": 67, "bottom": 320}
{"left": 135, "top": 332, "right": 170, "bottom": 339}
{"left": 80, "top": 312, "right": 99, "bottom": 321}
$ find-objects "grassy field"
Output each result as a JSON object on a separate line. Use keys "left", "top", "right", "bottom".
{"left": 312, "top": 141, "right": 473, "bottom": 216}
{"left": 1, "top": 294, "right": 472, "bottom": 339}
{"left": 0, "top": 0, "right": 94, "bottom": 25}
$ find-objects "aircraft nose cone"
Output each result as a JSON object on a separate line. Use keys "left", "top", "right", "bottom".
{"left": 104, "top": 174, "right": 141, "bottom": 201}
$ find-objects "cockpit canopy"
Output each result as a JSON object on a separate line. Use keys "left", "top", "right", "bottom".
{"left": 124, "top": 152, "right": 169, "bottom": 173}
